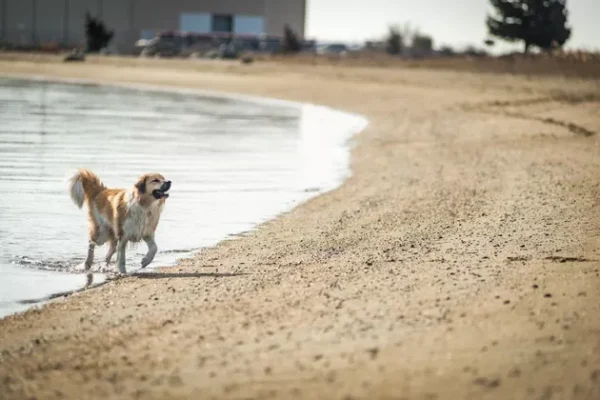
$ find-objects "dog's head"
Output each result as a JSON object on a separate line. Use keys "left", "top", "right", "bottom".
{"left": 134, "top": 173, "right": 171, "bottom": 202}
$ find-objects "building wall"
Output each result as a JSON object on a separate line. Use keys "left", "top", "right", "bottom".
{"left": 4, "top": 0, "right": 34, "bottom": 44}
{"left": 265, "top": 0, "right": 305, "bottom": 38}
{"left": 0, "top": 0, "right": 306, "bottom": 51}
{"left": 66, "top": 0, "right": 100, "bottom": 47}
{"left": 101, "top": 0, "right": 135, "bottom": 51}
{"left": 0, "top": 0, "right": 5, "bottom": 41}
{"left": 35, "top": 0, "right": 66, "bottom": 43}
{"left": 133, "top": 0, "right": 265, "bottom": 36}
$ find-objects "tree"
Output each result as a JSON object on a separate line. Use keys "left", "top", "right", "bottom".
{"left": 385, "top": 25, "right": 403, "bottom": 55}
{"left": 281, "top": 24, "right": 301, "bottom": 53}
{"left": 84, "top": 12, "right": 114, "bottom": 52}
{"left": 412, "top": 34, "right": 434, "bottom": 54}
{"left": 486, "top": 0, "right": 571, "bottom": 53}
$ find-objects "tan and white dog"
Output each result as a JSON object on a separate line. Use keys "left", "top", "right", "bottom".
{"left": 68, "top": 168, "right": 171, "bottom": 274}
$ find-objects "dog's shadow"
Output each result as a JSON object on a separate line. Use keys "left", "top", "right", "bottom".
{"left": 18, "top": 270, "right": 247, "bottom": 305}
{"left": 94, "top": 270, "right": 247, "bottom": 285}
{"left": 130, "top": 271, "right": 248, "bottom": 279}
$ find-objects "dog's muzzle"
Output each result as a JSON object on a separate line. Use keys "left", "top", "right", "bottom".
{"left": 152, "top": 180, "right": 171, "bottom": 199}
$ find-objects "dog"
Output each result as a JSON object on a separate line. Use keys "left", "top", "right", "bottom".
{"left": 68, "top": 168, "right": 171, "bottom": 274}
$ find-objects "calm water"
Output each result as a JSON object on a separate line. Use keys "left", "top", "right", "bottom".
{"left": 0, "top": 77, "right": 366, "bottom": 318}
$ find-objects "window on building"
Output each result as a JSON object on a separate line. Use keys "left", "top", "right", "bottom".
{"left": 140, "top": 30, "right": 154, "bottom": 40}
{"left": 233, "top": 16, "right": 265, "bottom": 35}
{"left": 211, "top": 15, "right": 233, "bottom": 33}
{"left": 180, "top": 13, "right": 211, "bottom": 33}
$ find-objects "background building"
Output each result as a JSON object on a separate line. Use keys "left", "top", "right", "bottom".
{"left": 0, "top": 0, "right": 306, "bottom": 52}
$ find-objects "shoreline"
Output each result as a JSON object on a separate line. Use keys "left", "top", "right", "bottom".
{"left": 1, "top": 56, "right": 599, "bottom": 400}
{"left": 1, "top": 70, "right": 370, "bottom": 120}
{"left": 0, "top": 73, "right": 367, "bottom": 317}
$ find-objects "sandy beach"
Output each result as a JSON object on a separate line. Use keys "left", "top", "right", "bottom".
{"left": 0, "top": 55, "right": 599, "bottom": 400}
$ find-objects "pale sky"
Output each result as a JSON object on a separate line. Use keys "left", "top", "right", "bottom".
{"left": 306, "top": 0, "right": 600, "bottom": 52}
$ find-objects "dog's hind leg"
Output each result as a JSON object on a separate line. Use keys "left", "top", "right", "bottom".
{"left": 141, "top": 235, "right": 158, "bottom": 268}
{"left": 105, "top": 238, "right": 117, "bottom": 264}
{"left": 85, "top": 221, "right": 99, "bottom": 271}
{"left": 84, "top": 240, "right": 95, "bottom": 271}
{"left": 116, "top": 239, "right": 128, "bottom": 274}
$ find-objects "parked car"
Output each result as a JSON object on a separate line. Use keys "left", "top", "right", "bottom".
{"left": 316, "top": 43, "right": 349, "bottom": 56}
{"left": 138, "top": 31, "right": 288, "bottom": 58}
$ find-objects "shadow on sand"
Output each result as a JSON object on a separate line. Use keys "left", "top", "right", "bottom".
{"left": 132, "top": 271, "right": 247, "bottom": 279}
{"left": 15, "top": 270, "right": 247, "bottom": 305}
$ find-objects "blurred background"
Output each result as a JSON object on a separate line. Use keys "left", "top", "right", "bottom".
{"left": 0, "top": 0, "right": 597, "bottom": 66}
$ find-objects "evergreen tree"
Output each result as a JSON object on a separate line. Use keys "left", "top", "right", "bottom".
{"left": 84, "top": 12, "right": 114, "bottom": 52}
{"left": 486, "top": 0, "right": 571, "bottom": 53}
{"left": 385, "top": 25, "right": 403, "bottom": 55}
{"left": 281, "top": 24, "right": 301, "bottom": 53}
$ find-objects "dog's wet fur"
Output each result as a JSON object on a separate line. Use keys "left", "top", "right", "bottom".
{"left": 68, "top": 169, "right": 171, "bottom": 274}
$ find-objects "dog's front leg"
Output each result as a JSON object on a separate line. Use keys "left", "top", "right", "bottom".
{"left": 116, "top": 239, "right": 128, "bottom": 274}
{"left": 141, "top": 235, "right": 157, "bottom": 268}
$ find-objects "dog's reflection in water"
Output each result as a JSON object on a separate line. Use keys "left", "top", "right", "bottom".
{"left": 86, "top": 272, "right": 93, "bottom": 287}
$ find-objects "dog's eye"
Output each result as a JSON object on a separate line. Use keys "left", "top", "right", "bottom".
{"left": 151, "top": 179, "right": 160, "bottom": 183}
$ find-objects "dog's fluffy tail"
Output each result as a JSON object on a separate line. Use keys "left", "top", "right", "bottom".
{"left": 68, "top": 169, "right": 106, "bottom": 209}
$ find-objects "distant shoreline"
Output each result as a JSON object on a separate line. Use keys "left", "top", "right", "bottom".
{"left": 2, "top": 50, "right": 599, "bottom": 79}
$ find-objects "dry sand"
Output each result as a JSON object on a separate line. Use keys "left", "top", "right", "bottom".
{"left": 0, "top": 55, "right": 599, "bottom": 400}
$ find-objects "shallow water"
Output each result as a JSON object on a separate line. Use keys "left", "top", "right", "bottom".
{"left": 0, "top": 77, "right": 366, "bottom": 318}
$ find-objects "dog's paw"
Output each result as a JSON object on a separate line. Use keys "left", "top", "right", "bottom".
{"left": 141, "top": 257, "right": 152, "bottom": 268}
{"left": 116, "top": 264, "right": 127, "bottom": 275}
{"left": 107, "top": 271, "right": 126, "bottom": 280}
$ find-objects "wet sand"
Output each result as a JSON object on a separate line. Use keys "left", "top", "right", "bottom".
{"left": 0, "top": 55, "right": 599, "bottom": 400}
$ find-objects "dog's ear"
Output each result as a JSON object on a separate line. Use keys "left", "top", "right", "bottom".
{"left": 135, "top": 175, "right": 146, "bottom": 195}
